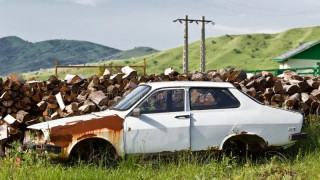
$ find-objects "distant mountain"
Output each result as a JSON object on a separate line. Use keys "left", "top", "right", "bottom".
{"left": 0, "top": 36, "right": 158, "bottom": 75}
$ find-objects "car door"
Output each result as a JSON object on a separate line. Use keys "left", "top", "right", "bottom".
{"left": 189, "top": 87, "right": 241, "bottom": 151}
{"left": 124, "top": 88, "right": 190, "bottom": 154}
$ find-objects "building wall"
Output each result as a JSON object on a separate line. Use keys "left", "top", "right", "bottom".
{"left": 280, "top": 59, "right": 320, "bottom": 69}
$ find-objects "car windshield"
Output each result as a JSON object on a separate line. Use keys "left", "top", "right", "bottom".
{"left": 111, "top": 85, "right": 151, "bottom": 110}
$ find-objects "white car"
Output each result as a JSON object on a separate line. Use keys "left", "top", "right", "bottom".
{"left": 24, "top": 81, "right": 306, "bottom": 160}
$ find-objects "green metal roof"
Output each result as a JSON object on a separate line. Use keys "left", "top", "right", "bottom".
{"left": 273, "top": 40, "right": 320, "bottom": 62}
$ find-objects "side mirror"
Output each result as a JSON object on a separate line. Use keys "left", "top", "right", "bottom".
{"left": 132, "top": 108, "right": 141, "bottom": 117}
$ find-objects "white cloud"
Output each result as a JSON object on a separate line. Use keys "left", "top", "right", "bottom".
{"left": 214, "top": 24, "right": 284, "bottom": 35}
{"left": 55, "top": 0, "right": 110, "bottom": 6}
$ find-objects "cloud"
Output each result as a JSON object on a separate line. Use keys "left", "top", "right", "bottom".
{"left": 55, "top": 0, "right": 109, "bottom": 6}
{"left": 214, "top": 24, "right": 284, "bottom": 35}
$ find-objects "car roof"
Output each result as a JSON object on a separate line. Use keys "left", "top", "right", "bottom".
{"left": 140, "top": 81, "right": 235, "bottom": 89}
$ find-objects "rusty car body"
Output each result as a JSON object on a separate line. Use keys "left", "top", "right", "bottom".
{"left": 24, "top": 81, "right": 306, "bottom": 160}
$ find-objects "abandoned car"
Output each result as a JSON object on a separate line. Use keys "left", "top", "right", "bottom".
{"left": 24, "top": 81, "right": 306, "bottom": 160}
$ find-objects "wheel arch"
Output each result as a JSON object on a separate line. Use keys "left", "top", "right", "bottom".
{"left": 220, "top": 132, "right": 268, "bottom": 151}
{"left": 68, "top": 137, "right": 117, "bottom": 160}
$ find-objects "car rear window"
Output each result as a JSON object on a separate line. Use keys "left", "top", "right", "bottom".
{"left": 189, "top": 88, "right": 240, "bottom": 110}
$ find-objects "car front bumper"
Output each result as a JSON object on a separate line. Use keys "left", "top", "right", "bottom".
{"left": 24, "top": 143, "right": 62, "bottom": 154}
{"left": 290, "top": 133, "right": 307, "bottom": 141}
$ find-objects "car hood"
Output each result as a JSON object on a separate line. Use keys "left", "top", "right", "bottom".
{"left": 27, "top": 110, "right": 121, "bottom": 130}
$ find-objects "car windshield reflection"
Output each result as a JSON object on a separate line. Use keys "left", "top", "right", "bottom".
{"left": 110, "top": 85, "right": 150, "bottom": 111}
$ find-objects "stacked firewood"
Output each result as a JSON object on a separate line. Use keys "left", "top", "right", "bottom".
{"left": 0, "top": 66, "right": 319, "bottom": 151}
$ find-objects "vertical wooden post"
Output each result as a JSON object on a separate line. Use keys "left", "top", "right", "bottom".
{"left": 55, "top": 58, "right": 58, "bottom": 78}
{"left": 143, "top": 58, "right": 146, "bottom": 76}
{"left": 183, "top": 15, "right": 188, "bottom": 74}
{"left": 200, "top": 16, "right": 206, "bottom": 73}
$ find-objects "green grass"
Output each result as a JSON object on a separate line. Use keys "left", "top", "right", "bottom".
{"left": 20, "top": 26, "right": 320, "bottom": 80}
{"left": 1, "top": 117, "right": 320, "bottom": 179}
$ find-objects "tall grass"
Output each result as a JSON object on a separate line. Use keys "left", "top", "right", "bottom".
{"left": 1, "top": 117, "right": 320, "bottom": 179}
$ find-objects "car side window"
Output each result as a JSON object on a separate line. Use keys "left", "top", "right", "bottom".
{"left": 190, "top": 88, "right": 240, "bottom": 110}
{"left": 139, "top": 89, "right": 185, "bottom": 114}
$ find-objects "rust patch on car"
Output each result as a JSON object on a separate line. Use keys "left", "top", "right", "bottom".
{"left": 77, "top": 134, "right": 97, "bottom": 141}
{"left": 50, "top": 135, "right": 73, "bottom": 148}
{"left": 49, "top": 114, "right": 124, "bottom": 149}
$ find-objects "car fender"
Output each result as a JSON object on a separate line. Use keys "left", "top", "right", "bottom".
{"left": 219, "top": 131, "right": 268, "bottom": 150}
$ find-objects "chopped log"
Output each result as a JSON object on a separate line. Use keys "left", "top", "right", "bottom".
{"left": 8, "top": 127, "right": 20, "bottom": 135}
{"left": 107, "top": 85, "right": 119, "bottom": 98}
{"left": 87, "top": 76, "right": 100, "bottom": 90}
{"left": 4, "top": 114, "right": 19, "bottom": 126}
{"left": 114, "top": 96, "right": 122, "bottom": 103}
{"left": 65, "top": 102, "right": 79, "bottom": 114}
{"left": 254, "top": 76, "right": 267, "bottom": 91}
{"left": 0, "top": 91, "right": 11, "bottom": 100}
{"left": 283, "top": 70, "right": 298, "bottom": 81}
{"left": 16, "top": 110, "right": 30, "bottom": 123}
{"left": 311, "top": 89, "right": 320, "bottom": 101}
{"left": 219, "top": 69, "right": 230, "bottom": 81}
{"left": 211, "top": 76, "right": 224, "bottom": 82}
{"left": 285, "top": 93, "right": 300, "bottom": 109}
{"left": 47, "top": 102, "right": 58, "bottom": 109}
{"left": 301, "top": 93, "right": 313, "bottom": 106}
{"left": 261, "top": 71, "right": 273, "bottom": 77}
{"left": 307, "top": 79, "right": 320, "bottom": 89}
{"left": 191, "top": 73, "right": 205, "bottom": 81}
{"left": 71, "top": 83, "right": 81, "bottom": 93}
{"left": 55, "top": 92, "right": 66, "bottom": 110}
{"left": 88, "top": 91, "right": 109, "bottom": 106}
{"left": 51, "top": 111, "right": 60, "bottom": 120}
{"left": 37, "top": 101, "right": 47, "bottom": 111}
{"left": 227, "top": 70, "right": 247, "bottom": 82}
{"left": 265, "top": 76, "right": 275, "bottom": 88}
{"left": 64, "top": 74, "right": 85, "bottom": 84}
{"left": 107, "top": 100, "right": 115, "bottom": 107}
{"left": 3, "top": 78, "right": 12, "bottom": 90}
{"left": 0, "top": 124, "right": 8, "bottom": 141}
{"left": 2, "top": 100, "right": 13, "bottom": 107}
{"left": 110, "top": 73, "right": 125, "bottom": 83}
{"left": 299, "top": 102, "right": 309, "bottom": 111}
{"left": 271, "top": 94, "right": 284, "bottom": 107}
{"left": 77, "top": 92, "right": 88, "bottom": 102}
{"left": 283, "top": 85, "right": 300, "bottom": 94}
{"left": 32, "top": 93, "right": 41, "bottom": 102}
{"left": 122, "top": 66, "right": 137, "bottom": 79}
{"left": 79, "top": 104, "right": 90, "bottom": 114}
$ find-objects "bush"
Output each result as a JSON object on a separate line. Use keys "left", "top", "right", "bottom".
{"left": 264, "top": 34, "right": 272, "bottom": 39}
{"left": 233, "top": 49, "right": 242, "bottom": 54}
{"left": 211, "top": 40, "right": 217, "bottom": 44}
{"left": 153, "top": 60, "right": 158, "bottom": 65}
{"left": 247, "top": 35, "right": 252, "bottom": 39}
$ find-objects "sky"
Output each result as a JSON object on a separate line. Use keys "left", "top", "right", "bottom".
{"left": 0, "top": 0, "right": 319, "bottom": 50}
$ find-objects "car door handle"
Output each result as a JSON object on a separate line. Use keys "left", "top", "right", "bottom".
{"left": 175, "top": 115, "right": 190, "bottom": 119}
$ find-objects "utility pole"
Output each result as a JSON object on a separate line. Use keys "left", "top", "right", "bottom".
{"left": 200, "top": 16, "right": 205, "bottom": 73}
{"left": 174, "top": 16, "right": 214, "bottom": 73}
{"left": 184, "top": 15, "right": 188, "bottom": 73}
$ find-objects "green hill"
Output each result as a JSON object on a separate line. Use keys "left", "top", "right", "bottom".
{"left": 111, "top": 26, "right": 320, "bottom": 75}
{"left": 0, "top": 36, "right": 158, "bottom": 75}
{"left": 21, "top": 26, "right": 320, "bottom": 80}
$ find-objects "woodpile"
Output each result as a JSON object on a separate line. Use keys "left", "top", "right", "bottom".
{"left": 0, "top": 66, "right": 319, "bottom": 154}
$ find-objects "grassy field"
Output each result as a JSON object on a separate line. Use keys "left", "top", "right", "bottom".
{"left": 20, "top": 26, "right": 320, "bottom": 81}
{"left": 1, "top": 117, "right": 320, "bottom": 179}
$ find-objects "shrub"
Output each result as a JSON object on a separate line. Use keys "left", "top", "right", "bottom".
{"left": 233, "top": 49, "right": 242, "bottom": 54}
{"left": 211, "top": 40, "right": 217, "bottom": 44}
